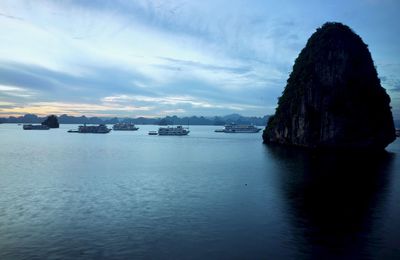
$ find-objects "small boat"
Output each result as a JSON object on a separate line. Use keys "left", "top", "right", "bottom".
{"left": 113, "top": 123, "right": 139, "bottom": 131}
{"left": 23, "top": 124, "right": 50, "bottom": 130}
{"left": 215, "top": 123, "right": 261, "bottom": 133}
{"left": 68, "top": 124, "right": 111, "bottom": 134}
{"left": 396, "top": 129, "right": 400, "bottom": 137}
{"left": 150, "top": 125, "right": 189, "bottom": 136}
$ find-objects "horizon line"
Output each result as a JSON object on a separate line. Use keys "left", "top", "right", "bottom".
{"left": 0, "top": 113, "right": 270, "bottom": 119}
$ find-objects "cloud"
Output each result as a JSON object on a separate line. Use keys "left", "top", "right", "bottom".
{"left": 0, "top": 61, "right": 154, "bottom": 102}
{"left": 0, "top": 0, "right": 399, "bottom": 118}
{"left": 391, "top": 84, "right": 400, "bottom": 92}
{"left": 0, "top": 101, "right": 16, "bottom": 107}
{"left": 0, "top": 101, "right": 152, "bottom": 117}
{"left": 0, "top": 59, "right": 274, "bottom": 117}
{"left": 102, "top": 94, "right": 263, "bottom": 112}
{"left": 158, "top": 57, "right": 252, "bottom": 74}
{"left": 0, "top": 0, "right": 298, "bottom": 117}
{"left": 158, "top": 109, "right": 186, "bottom": 116}
{"left": 0, "top": 12, "right": 23, "bottom": 21}
{"left": 0, "top": 84, "right": 35, "bottom": 98}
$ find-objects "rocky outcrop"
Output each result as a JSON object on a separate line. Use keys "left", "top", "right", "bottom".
{"left": 263, "top": 22, "right": 396, "bottom": 149}
{"left": 42, "top": 115, "right": 59, "bottom": 128}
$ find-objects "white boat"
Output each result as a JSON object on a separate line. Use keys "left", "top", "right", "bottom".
{"left": 23, "top": 124, "right": 50, "bottom": 130}
{"left": 148, "top": 130, "right": 158, "bottom": 135}
{"left": 215, "top": 123, "right": 261, "bottom": 133}
{"left": 68, "top": 124, "right": 111, "bottom": 134}
{"left": 156, "top": 125, "right": 189, "bottom": 136}
{"left": 113, "top": 123, "right": 139, "bottom": 131}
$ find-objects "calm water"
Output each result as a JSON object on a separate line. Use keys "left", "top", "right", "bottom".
{"left": 1, "top": 124, "right": 399, "bottom": 259}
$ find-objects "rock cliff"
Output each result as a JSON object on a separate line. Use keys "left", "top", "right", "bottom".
{"left": 42, "top": 115, "right": 59, "bottom": 128}
{"left": 263, "top": 22, "right": 396, "bottom": 149}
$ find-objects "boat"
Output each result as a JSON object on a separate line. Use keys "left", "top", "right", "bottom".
{"left": 396, "top": 129, "right": 400, "bottom": 137}
{"left": 148, "top": 130, "right": 158, "bottom": 135}
{"left": 214, "top": 123, "right": 261, "bottom": 133}
{"left": 113, "top": 123, "right": 139, "bottom": 131}
{"left": 68, "top": 124, "right": 111, "bottom": 134}
{"left": 153, "top": 125, "right": 189, "bottom": 136}
{"left": 23, "top": 124, "right": 50, "bottom": 130}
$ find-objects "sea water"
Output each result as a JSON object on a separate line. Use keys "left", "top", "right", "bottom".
{"left": 1, "top": 124, "right": 399, "bottom": 259}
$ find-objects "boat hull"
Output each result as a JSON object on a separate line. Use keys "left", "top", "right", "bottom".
{"left": 68, "top": 124, "right": 111, "bottom": 134}
{"left": 155, "top": 125, "right": 190, "bottom": 136}
{"left": 222, "top": 129, "right": 261, "bottom": 133}
{"left": 215, "top": 129, "right": 261, "bottom": 133}
{"left": 113, "top": 128, "right": 139, "bottom": 131}
{"left": 113, "top": 123, "right": 139, "bottom": 131}
{"left": 158, "top": 132, "right": 189, "bottom": 136}
{"left": 68, "top": 130, "right": 111, "bottom": 134}
{"left": 23, "top": 124, "right": 50, "bottom": 130}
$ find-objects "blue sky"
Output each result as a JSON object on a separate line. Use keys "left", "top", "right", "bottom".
{"left": 0, "top": 0, "right": 399, "bottom": 118}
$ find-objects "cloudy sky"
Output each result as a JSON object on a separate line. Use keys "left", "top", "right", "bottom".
{"left": 0, "top": 0, "right": 399, "bottom": 118}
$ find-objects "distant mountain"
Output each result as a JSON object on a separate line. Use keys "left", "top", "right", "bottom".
{"left": 221, "top": 113, "right": 243, "bottom": 121}
{"left": 4, "top": 114, "right": 43, "bottom": 123}
{"left": 0, "top": 114, "right": 269, "bottom": 126}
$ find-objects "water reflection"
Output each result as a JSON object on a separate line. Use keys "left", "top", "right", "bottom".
{"left": 266, "top": 145, "right": 395, "bottom": 259}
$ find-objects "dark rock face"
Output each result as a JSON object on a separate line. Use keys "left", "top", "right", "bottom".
{"left": 263, "top": 22, "right": 396, "bottom": 149}
{"left": 42, "top": 115, "right": 59, "bottom": 128}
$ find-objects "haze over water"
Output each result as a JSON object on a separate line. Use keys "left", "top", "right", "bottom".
{"left": 1, "top": 124, "right": 399, "bottom": 259}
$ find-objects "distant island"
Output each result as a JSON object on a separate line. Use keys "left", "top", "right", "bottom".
{"left": 0, "top": 113, "right": 269, "bottom": 126}
{"left": 0, "top": 113, "right": 399, "bottom": 128}
{"left": 41, "top": 115, "right": 59, "bottom": 128}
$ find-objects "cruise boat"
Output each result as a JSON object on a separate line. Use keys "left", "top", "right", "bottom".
{"left": 68, "top": 124, "right": 111, "bottom": 134}
{"left": 113, "top": 123, "right": 139, "bottom": 131}
{"left": 148, "top": 130, "right": 158, "bottom": 135}
{"left": 23, "top": 124, "right": 50, "bottom": 130}
{"left": 156, "top": 125, "right": 189, "bottom": 136}
{"left": 215, "top": 123, "right": 261, "bottom": 133}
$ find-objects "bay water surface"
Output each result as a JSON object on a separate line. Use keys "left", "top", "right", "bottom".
{"left": 1, "top": 124, "right": 399, "bottom": 259}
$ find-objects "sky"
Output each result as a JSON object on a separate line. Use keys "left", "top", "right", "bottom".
{"left": 0, "top": 0, "right": 399, "bottom": 118}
